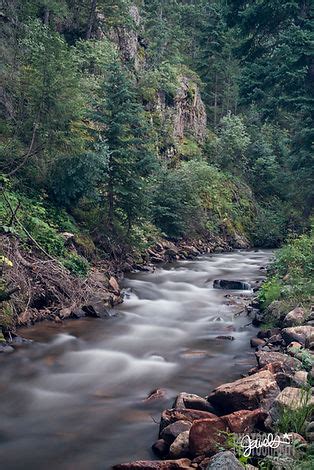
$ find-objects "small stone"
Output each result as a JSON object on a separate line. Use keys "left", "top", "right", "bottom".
{"left": 109, "top": 276, "right": 120, "bottom": 292}
{"left": 152, "top": 439, "right": 169, "bottom": 458}
{"left": 216, "top": 335, "right": 235, "bottom": 341}
{"left": 169, "top": 430, "right": 190, "bottom": 458}
{"left": 161, "top": 420, "right": 192, "bottom": 444}
{"left": 250, "top": 337, "right": 266, "bottom": 348}
{"left": 174, "top": 392, "right": 215, "bottom": 413}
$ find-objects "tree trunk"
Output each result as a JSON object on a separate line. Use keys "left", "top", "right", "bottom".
{"left": 213, "top": 73, "right": 218, "bottom": 128}
{"left": 86, "top": 0, "right": 97, "bottom": 39}
{"left": 44, "top": 6, "right": 50, "bottom": 26}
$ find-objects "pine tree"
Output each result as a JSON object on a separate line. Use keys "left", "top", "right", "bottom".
{"left": 93, "top": 61, "right": 156, "bottom": 233}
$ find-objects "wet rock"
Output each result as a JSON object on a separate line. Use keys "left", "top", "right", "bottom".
{"left": 169, "top": 431, "right": 190, "bottom": 458}
{"left": 222, "top": 409, "right": 267, "bottom": 433}
{"left": 213, "top": 280, "right": 251, "bottom": 290}
{"left": 144, "top": 388, "right": 168, "bottom": 402}
{"left": 82, "top": 301, "right": 110, "bottom": 319}
{"left": 161, "top": 420, "right": 192, "bottom": 444}
{"left": 282, "top": 326, "right": 314, "bottom": 347}
{"left": 174, "top": 393, "right": 215, "bottom": 413}
{"left": 283, "top": 307, "right": 306, "bottom": 327}
{"left": 152, "top": 439, "right": 169, "bottom": 459}
{"left": 250, "top": 337, "right": 266, "bottom": 348}
{"left": 189, "top": 416, "right": 227, "bottom": 456}
{"left": 159, "top": 409, "right": 217, "bottom": 433}
{"left": 205, "top": 451, "right": 244, "bottom": 470}
{"left": 216, "top": 335, "right": 235, "bottom": 341}
{"left": 255, "top": 351, "right": 302, "bottom": 370}
{"left": 208, "top": 370, "right": 280, "bottom": 413}
{"left": 112, "top": 459, "right": 193, "bottom": 470}
{"left": 0, "top": 343, "right": 14, "bottom": 353}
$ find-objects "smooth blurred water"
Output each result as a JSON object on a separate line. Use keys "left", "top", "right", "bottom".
{"left": 0, "top": 249, "right": 272, "bottom": 469}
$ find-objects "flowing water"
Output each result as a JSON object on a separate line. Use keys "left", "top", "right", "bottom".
{"left": 0, "top": 250, "right": 272, "bottom": 470}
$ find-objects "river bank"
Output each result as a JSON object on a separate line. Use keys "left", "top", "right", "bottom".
{"left": 0, "top": 249, "right": 270, "bottom": 469}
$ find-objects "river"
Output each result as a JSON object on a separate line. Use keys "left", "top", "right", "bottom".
{"left": 0, "top": 249, "right": 272, "bottom": 469}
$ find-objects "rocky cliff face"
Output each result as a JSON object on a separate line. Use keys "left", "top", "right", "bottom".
{"left": 172, "top": 76, "right": 207, "bottom": 143}
{"left": 101, "top": 4, "right": 207, "bottom": 154}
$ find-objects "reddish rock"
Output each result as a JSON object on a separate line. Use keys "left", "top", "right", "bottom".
{"left": 160, "top": 420, "right": 192, "bottom": 444}
{"left": 255, "top": 351, "right": 302, "bottom": 370}
{"left": 112, "top": 459, "right": 193, "bottom": 469}
{"left": 222, "top": 409, "right": 267, "bottom": 433}
{"left": 208, "top": 370, "right": 280, "bottom": 413}
{"left": 159, "top": 409, "right": 217, "bottom": 433}
{"left": 189, "top": 417, "right": 227, "bottom": 456}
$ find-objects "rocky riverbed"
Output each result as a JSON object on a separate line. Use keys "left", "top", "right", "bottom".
{"left": 113, "top": 284, "right": 314, "bottom": 469}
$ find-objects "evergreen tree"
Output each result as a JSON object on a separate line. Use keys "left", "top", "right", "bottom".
{"left": 93, "top": 61, "right": 156, "bottom": 232}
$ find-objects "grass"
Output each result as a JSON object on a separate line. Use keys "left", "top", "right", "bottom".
{"left": 276, "top": 387, "right": 313, "bottom": 435}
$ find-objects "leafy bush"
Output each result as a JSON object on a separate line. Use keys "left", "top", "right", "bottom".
{"left": 61, "top": 253, "right": 90, "bottom": 277}
{"left": 259, "top": 230, "right": 314, "bottom": 306}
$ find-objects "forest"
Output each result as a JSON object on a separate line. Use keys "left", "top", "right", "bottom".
{"left": 0, "top": 1, "right": 313, "bottom": 469}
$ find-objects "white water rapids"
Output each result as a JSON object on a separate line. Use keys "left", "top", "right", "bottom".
{"left": 0, "top": 249, "right": 272, "bottom": 469}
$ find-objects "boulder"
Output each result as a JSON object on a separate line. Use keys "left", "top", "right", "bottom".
{"left": 152, "top": 439, "right": 169, "bottom": 459}
{"left": 255, "top": 351, "right": 302, "bottom": 370}
{"left": 160, "top": 420, "right": 192, "bottom": 444}
{"left": 173, "top": 392, "right": 215, "bottom": 413}
{"left": 222, "top": 409, "right": 267, "bottom": 433}
{"left": 159, "top": 409, "right": 217, "bottom": 433}
{"left": 283, "top": 307, "right": 306, "bottom": 327}
{"left": 268, "top": 387, "right": 313, "bottom": 426}
{"left": 213, "top": 280, "right": 251, "bottom": 290}
{"left": 282, "top": 326, "right": 314, "bottom": 347}
{"left": 189, "top": 416, "right": 227, "bottom": 456}
{"left": 208, "top": 370, "right": 280, "bottom": 413}
{"left": 206, "top": 451, "right": 244, "bottom": 470}
{"left": 112, "top": 459, "right": 193, "bottom": 470}
{"left": 169, "top": 431, "right": 190, "bottom": 458}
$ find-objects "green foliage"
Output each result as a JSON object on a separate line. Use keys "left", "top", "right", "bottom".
{"left": 208, "top": 113, "right": 251, "bottom": 174}
{"left": 92, "top": 60, "right": 156, "bottom": 232}
{"left": 276, "top": 387, "right": 312, "bottom": 435}
{"left": 259, "top": 277, "right": 283, "bottom": 308}
{"left": 61, "top": 252, "right": 90, "bottom": 277}
{"left": 259, "top": 230, "right": 314, "bottom": 306}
